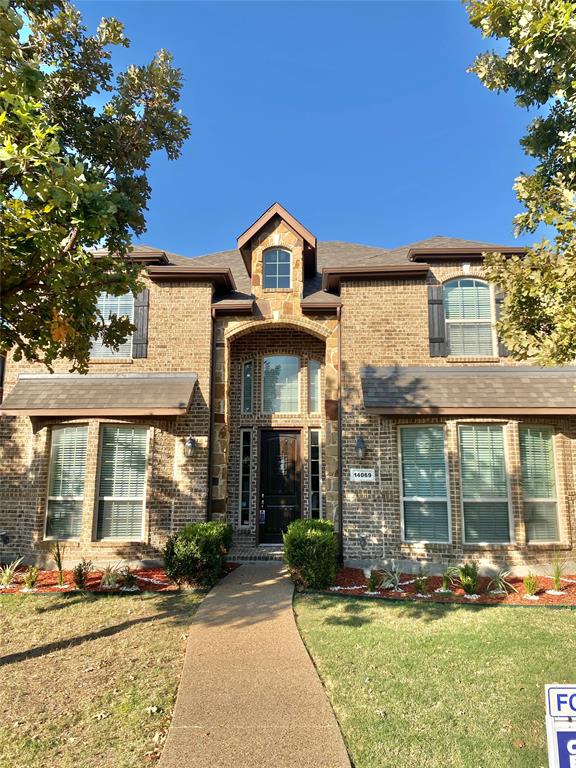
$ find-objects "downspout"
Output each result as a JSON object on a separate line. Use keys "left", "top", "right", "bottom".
{"left": 206, "top": 306, "right": 217, "bottom": 521}
{"left": 337, "top": 305, "right": 344, "bottom": 564}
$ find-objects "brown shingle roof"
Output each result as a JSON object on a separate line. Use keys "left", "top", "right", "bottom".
{"left": 361, "top": 365, "right": 576, "bottom": 415}
{"left": 0, "top": 373, "right": 198, "bottom": 416}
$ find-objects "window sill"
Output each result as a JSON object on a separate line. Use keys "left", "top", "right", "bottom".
{"left": 446, "top": 356, "right": 499, "bottom": 363}
{"left": 526, "top": 541, "right": 569, "bottom": 550}
{"left": 262, "top": 288, "right": 293, "bottom": 294}
{"left": 92, "top": 539, "right": 146, "bottom": 545}
{"left": 462, "top": 542, "right": 516, "bottom": 549}
{"left": 89, "top": 358, "right": 134, "bottom": 365}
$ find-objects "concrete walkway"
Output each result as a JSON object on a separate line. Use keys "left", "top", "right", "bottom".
{"left": 159, "top": 563, "right": 351, "bottom": 768}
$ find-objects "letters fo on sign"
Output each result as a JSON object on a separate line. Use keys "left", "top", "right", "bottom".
{"left": 545, "top": 685, "right": 576, "bottom": 768}
{"left": 349, "top": 468, "right": 376, "bottom": 483}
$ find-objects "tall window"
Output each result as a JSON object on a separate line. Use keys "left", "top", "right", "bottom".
{"left": 520, "top": 426, "right": 559, "bottom": 542}
{"left": 309, "top": 429, "right": 322, "bottom": 519}
{"left": 262, "top": 355, "right": 299, "bottom": 413}
{"left": 308, "top": 360, "right": 321, "bottom": 414}
{"left": 91, "top": 292, "right": 134, "bottom": 358}
{"left": 263, "top": 248, "right": 291, "bottom": 289}
{"left": 459, "top": 424, "right": 510, "bottom": 543}
{"left": 239, "top": 430, "right": 252, "bottom": 526}
{"left": 45, "top": 425, "right": 88, "bottom": 539}
{"left": 242, "top": 361, "right": 253, "bottom": 414}
{"left": 443, "top": 278, "right": 494, "bottom": 356}
{"left": 400, "top": 426, "right": 450, "bottom": 542}
{"left": 97, "top": 425, "right": 148, "bottom": 539}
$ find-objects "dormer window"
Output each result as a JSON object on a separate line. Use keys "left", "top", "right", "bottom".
{"left": 263, "top": 248, "right": 291, "bottom": 289}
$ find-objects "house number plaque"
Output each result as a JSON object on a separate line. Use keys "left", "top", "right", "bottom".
{"left": 350, "top": 468, "right": 376, "bottom": 482}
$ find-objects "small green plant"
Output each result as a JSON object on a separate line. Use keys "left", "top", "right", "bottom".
{"left": 414, "top": 567, "right": 429, "bottom": 596}
{"left": 118, "top": 566, "right": 138, "bottom": 590}
{"left": 367, "top": 570, "right": 380, "bottom": 592}
{"left": 50, "top": 540, "right": 66, "bottom": 587}
{"left": 283, "top": 519, "right": 337, "bottom": 590}
{"left": 551, "top": 551, "right": 566, "bottom": 593}
{"left": 523, "top": 572, "right": 539, "bottom": 597}
{"left": 439, "top": 565, "right": 459, "bottom": 592}
{"left": 72, "top": 558, "right": 93, "bottom": 590}
{"left": 0, "top": 557, "right": 23, "bottom": 587}
{"left": 381, "top": 565, "right": 402, "bottom": 592}
{"left": 487, "top": 569, "right": 517, "bottom": 594}
{"left": 23, "top": 565, "right": 39, "bottom": 590}
{"left": 459, "top": 562, "right": 480, "bottom": 595}
{"left": 165, "top": 521, "right": 233, "bottom": 587}
{"left": 100, "top": 562, "right": 122, "bottom": 589}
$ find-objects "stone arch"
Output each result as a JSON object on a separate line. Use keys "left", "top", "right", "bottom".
{"left": 225, "top": 316, "right": 332, "bottom": 344}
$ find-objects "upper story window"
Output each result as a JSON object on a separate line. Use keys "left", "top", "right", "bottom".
{"left": 263, "top": 248, "right": 291, "bottom": 289}
{"left": 443, "top": 278, "right": 494, "bottom": 357}
{"left": 262, "top": 355, "right": 299, "bottom": 413}
{"left": 91, "top": 292, "right": 134, "bottom": 359}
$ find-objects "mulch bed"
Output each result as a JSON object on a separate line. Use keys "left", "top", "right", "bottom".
{"left": 0, "top": 561, "right": 240, "bottom": 595}
{"left": 326, "top": 566, "right": 576, "bottom": 606}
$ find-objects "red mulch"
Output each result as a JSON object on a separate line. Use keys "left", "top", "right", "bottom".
{"left": 0, "top": 561, "right": 240, "bottom": 595}
{"left": 327, "top": 566, "right": 576, "bottom": 606}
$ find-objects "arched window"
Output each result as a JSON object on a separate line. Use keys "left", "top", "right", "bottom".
{"left": 263, "top": 248, "right": 291, "bottom": 289}
{"left": 443, "top": 278, "right": 494, "bottom": 356}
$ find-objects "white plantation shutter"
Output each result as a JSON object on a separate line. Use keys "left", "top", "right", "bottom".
{"left": 308, "top": 360, "right": 321, "bottom": 413}
{"left": 459, "top": 424, "right": 511, "bottom": 543}
{"left": 46, "top": 425, "right": 88, "bottom": 538}
{"left": 400, "top": 426, "right": 449, "bottom": 542}
{"left": 91, "top": 292, "right": 134, "bottom": 358}
{"left": 262, "top": 356, "right": 299, "bottom": 413}
{"left": 97, "top": 426, "right": 147, "bottom": 539}
{"left": 520, "top": 426, "right": 559, "bottom": 542}
{"left": 444, "top": 278, "right": 494, "bottom": 356}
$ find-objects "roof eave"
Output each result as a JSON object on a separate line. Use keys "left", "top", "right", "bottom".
{"left": 0, "top": 407, "right": 188, "bottom": 417}
{"left": 147, "top": 266, "right": 236, "bottom": 292}
{"left": 211, "top": 300, "right": 254, "bottom": 315}
{"left": 365, "top": 406, "right": 576, "bottom": 415}
{"left": 408, "top": 247, "right": 527, "bottom": 262}
{"left": 322, "top": 264, "right": 429, "bottom": 292}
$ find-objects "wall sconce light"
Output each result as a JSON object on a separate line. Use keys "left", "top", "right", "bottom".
{"left": 184, "top": 436, "right": 197, "bottom": 458}
{"left": 355, "top": 436, "right": 366, "bottom": 460}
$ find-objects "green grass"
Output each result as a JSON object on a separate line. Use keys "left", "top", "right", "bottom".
{"left": 295, "top": 595, "right": 576, "bottom": 768}
{"left": 0, "top": 591, "right": 202, "bottom": 768}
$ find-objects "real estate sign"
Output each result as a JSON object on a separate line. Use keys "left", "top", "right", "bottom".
{"left": 546, "top": 685, "right": 576, "bottom": 767}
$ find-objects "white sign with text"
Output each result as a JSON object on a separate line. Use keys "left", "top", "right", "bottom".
{"left": 349, "top": 468, "right": 376, "bottom": 483}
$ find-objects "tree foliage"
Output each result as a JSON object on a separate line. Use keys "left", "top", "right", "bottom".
{"left": 0, "top": 0, "right": 190, "bottom": 370}
{"left": 466, "top": 0, "right": 576, "bottom": 363}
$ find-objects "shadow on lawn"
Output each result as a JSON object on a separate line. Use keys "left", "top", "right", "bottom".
{"left": 0, "top": 593, "right": 196, "bottom": 668}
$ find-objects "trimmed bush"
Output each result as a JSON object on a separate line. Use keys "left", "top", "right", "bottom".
{"left": 164, "top": 521, "right": 233, "bottom": 586}
{"left": 283, "top": 519, "right": 337, "bottom": 590}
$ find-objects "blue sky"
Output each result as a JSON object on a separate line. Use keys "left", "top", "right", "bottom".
{"left": 78, "top": 1, "right": 534, "bottom": 257}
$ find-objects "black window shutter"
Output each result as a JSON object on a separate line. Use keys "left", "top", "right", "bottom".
{"left": 428, "top": 285, "right": 447, "bottom": 357}
{"left": 132, "top": 289, "right": 149, "bottom": 358}
{"left": 495, "top": 291, "right": 509, "bottom": 357}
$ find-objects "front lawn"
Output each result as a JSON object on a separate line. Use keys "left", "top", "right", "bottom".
{"left": 0, "top": 591, "right": 202, "bottom": 768}
{"left": 295, "top": 595, "right": 576, "bottom": 768}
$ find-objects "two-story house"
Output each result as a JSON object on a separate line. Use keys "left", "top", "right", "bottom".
{"left": 2, "top": 202, "right": 576, "bottom": 570}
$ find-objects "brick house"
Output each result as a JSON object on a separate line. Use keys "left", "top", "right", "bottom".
{"left": 2, "top": 202, "right": 576, "bottom": 571}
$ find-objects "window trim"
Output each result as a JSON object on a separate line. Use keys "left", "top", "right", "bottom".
{"left": 443, "top": 278, "right": 498, "bottom": 358}
{"left": 398, "top": 424, "right": 452, "bottom": 545}
{"left": 94, "top": 424, "right": 149, "bottom": 542}
{"left": 309, "top": 428, "right": 323, "bottom": 520}
{"left": 261, "top": 354, "right": 301, "bottom": 414}
{"left": 239, "top": 428, "right": 252, "bottom": 528}
{"left": 44, "top": 424, "right": 89, "bottom": 541}
{"left": 308, "top": 359, "right": 321, "bottom": 414}
{"left": 519, "top": 424, "right": 561, "bottom": 545}
{"left": 90, "top": 292, "right": 135, "bottom": 360}
{"left": 458, "top": 422, "right": 515, "bottom": 546}
{"left": 241, "top": 360, "right": 254, "bottom": 415}
{"left": 262, "top": 247, "right": 292, "bottom": 290}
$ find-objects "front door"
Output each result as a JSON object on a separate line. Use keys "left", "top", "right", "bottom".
{"left": 259, "top": 430, "right": 301, "bottom": 544}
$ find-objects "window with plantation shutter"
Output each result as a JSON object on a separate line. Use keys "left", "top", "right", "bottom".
{"left": 400, "top": 426, "right": 450, "bottom": 542}
{"left": 262, "top": 355, "right": 299, "bottom": 413}
{"left": 91, "top": 292, "right": 134, "bottom": 359}
{"left": 520, "top": 426, "right": 559, "bottom": 542}
{"left": 308, "top": 360, "right": 321, "bottom": 414}
{"left": 459, "top": 424, "right": 511, "bottom": 543}
{"left": 97, "top": 425, "right": 148, "bottom": 539}
{"left": 46, "top": 425, "right": 88, "bottom": 539}
{"left": 444, "top": 278, "right": 495, "bottom": 356}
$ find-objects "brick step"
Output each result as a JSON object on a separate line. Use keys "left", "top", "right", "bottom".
{"left": 228, "top": 546, "right": 284, "bottom": 562}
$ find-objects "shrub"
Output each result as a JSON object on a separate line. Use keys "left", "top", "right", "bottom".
{"left": 367, "top": 570, "right": 380, "bottom": 592}
{"left": 0, "top": 557, "right": 23, "bottom": 587}
{"left": 23, "top": 565, "right": 39, "bottom": 590}
{"left": 118, "top": 565, "right": 138, "bottom": 590}
{"left": 524, "top": 572, "right": 539, "bottom": 597}
{"left": 487, "top": 569, "right": 517, "bottom": 594}
{"left": 50, "top": 540, "right": 66, "bottom": 587}
{"left": 458, "top": 562, "right": 480, "bottom": 595}
{"left": 283, "top": 519, "right": 337, "bottom": 590}
{"left": 164, "top": 521, "right": 233, "bottom": 586}
{"left": 73, "top": 558, "right": 93, "bottom": 590}
{"left": 414, "top": 567, "right": 429, "bottom": 596}
{"left": 100, "top": 562, "right": 121, "bottom": 589}
{"left": 440, "top": 566, "right": 459, "bottom": 592}
{"left": 551, "top": 551, "right": 566, "bottom": 592}
{"left": 380, "top": 565, "right": 402, "bottom": 592}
